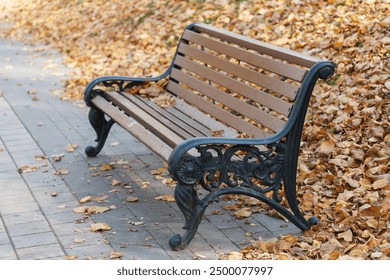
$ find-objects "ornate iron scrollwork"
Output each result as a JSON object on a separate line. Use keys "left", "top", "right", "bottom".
{"left": 177, "top": 142, "right": 287, "bottom": 201}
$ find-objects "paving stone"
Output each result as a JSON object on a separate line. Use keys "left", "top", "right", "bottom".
{"left": 2, "top": 211, "right": 46, "bottom": 226}
{"left": 6, "top": 220, "right": 52, "bottom": 237}
{"left": 0, "top": 244, "right": 16, "bottom": 259}
{"left": 64, "top": 243, "right": 114, "bottom": 260}
{"left": 17, "top": 243, "right": 65, "bottom": 260}
{"left": 12, "top": 231, "right": 58, "bottom": 249}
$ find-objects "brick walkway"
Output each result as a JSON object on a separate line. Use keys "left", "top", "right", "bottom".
{"left": 0, "top": 39, "right": 300, "bottom": 260}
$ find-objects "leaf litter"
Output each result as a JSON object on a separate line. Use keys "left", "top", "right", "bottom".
{"left": 0, "top": 0, "right": 388, "bottom": 260}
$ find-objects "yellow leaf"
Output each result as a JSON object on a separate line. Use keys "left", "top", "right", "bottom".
{"left": 66, "top": 143, "right": 78, "bottom": 152}
{"left": 319, "top": 139, "right": 335, "bottom": 154}
{"left": 111, "top": 179, "right": 121, "bottom": 186}
{"left": 234, "top": 207, "right": 252, "bottom": 219}
{"left": 90, "top": 223, "right": 111, "bottom": 232}
{"left": 338, "top": 230, "right": 353, "bottom": 242}
{"left": 125, "top": 196, "right": 139, "bottom": 203}
{"left": 80, "top": 196, "right": 92, "bottom": 203}
{"left": 100, "top": 163, "right": 113, "bottom": 171}
{"left": 110, "top": 252, "right": 124, "bottom": 259}
{"left": 155, "top": 194, "right": 175, "bottom": 202}
{"left": 73, "top": 206, "right": 110, "bottom": 214}
{"left": 373, "top": 179, "right": 389, "bottom": 190}
{"left": 226, "top": 251, "right": 243, "bottom": 260}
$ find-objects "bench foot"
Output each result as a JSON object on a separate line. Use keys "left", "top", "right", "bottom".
{"left": 308, "top": 216, "right": 320, "bottom": 226}
{"left": 85, "top": 106, "right": 115, "bottom": 157}
{"left": 169, "top": 183, "right": 206, "bottom": 251}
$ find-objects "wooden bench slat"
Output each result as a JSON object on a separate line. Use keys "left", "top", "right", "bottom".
{"left": 167, "top": 81, "right": 270, "bottom": 138}
{"left": 91, "top": 95, "right": 173, "bottom": 160}
{"left": 104, "top": 91, "right": 184, "bottom": 147}
{"left": 182, "top": 30, "right": 307, "bottom": 82}
{"left": 127, "top": 93, "right": 208, "bottom": 138}
{"left": 168, "top": 98, "right": 238, "bottom": 138}
{"left": 170, "top": 68, "right": 286, "bottom": 133}
{"left": 117, "top": 92, "right": 197, "bottom": 139}
{"left": 174, "top": 55, "right": 292, "bottom": 117}
{"left": 177, "top": 43, "right": 298, "bottom": 99}
{"left": 193, "top": 23, "right": 321, "bottom": 68}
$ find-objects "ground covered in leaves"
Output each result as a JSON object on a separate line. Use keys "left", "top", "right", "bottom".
{"left": 0, "top": 0, "right": 389, "bottom": 260}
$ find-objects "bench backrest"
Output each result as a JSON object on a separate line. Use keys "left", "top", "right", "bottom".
{"left": 166, "top": 23, "right": 332, "bottom": 139}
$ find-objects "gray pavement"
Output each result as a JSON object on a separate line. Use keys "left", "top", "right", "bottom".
{"left": 0, "top": 39, "right": 300, "bottom": 260}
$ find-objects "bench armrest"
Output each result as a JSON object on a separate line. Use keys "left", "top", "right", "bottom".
{"left": 84, "top": 73, "right": 169, "bottom": 106}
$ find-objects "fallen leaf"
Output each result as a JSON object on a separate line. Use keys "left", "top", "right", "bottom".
{"left": 319, "top": 139, "right": 335, "bottom": 154}
{"left": 74, "top": 238, "right": 85, "bottom": 243}
{"left": 80, "top": 196, "right": 92, "bottom": 203}
{"left": 111, "top": 179, "right": 121, "bottom": 186}
{"left": 234, "top": 207, "right": 252, "bottom": 219}
{"left": 73, "top": 206, "right": 110, "bottom": 214}
{"left": 18, "top": 165, "right": 39, "bottom": 173}
{"left": 155, "top": 194, "right": 175, "bottom": 202}
{"left": 55, "top": 168, "right": 69, "bottom": 175}
{"left": 51, "top": 154, "right": 64, "bottom": 162}
{"left": 110, "top": 252, "right": 124, "bottom": 259}
{"left": 125, "top": 196, "right": 139, "bottom": 203}
{"left": 226, "top": 251, "right": 243, "bottom": 260}
{"left": 338, "top": 230, "right": 353, "bottom": 242}
{"left": 66, "top": 143, "right": 78, "bottom": 152}
{"left": 90, "top": 223, "right": 111, "bottom": 232}
{"left": 100, "top": 163, "right": 113, "bottom": 171}
{"left": 373, "top": 179, "right": 389, "bottom": 190}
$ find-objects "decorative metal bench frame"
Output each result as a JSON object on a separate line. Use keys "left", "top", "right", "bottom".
{"left": 84, "top": 23, "right": 335, "bottom": 251}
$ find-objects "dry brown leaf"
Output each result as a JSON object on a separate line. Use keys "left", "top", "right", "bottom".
{"left": 125, "top": 196, "right": 139, "bottom": 203}
{"left": 111, "top": 179, "right": 121, "bottom": 186}
{"left": 226, "top": 251, "right": 243, "bottom": 260}
{"left": 80, "top": 196, "right": 92, "bottom": 203}
{"left": 319, "top": 139, "right": 335, "bottom": 154}
{"left": 90, "top": 223, "right": 111, "bottom": 232}
{"left": 110, "top": 252, "right": 124, "bottom": 259}
{"left": 55, "top": 168, "right": 69, "bottom": 175}
{"left": 73, "top": 206, "right": 110, "bottom": 215}
{"left": 338, "top": 230, "right": 353, "bottom": 242}
{"left": 234, "top": 208, "right": 252, "bottom": 219}
{"left": 373, "top": 179, "right": 389, "bottom": 190}
{"left": 18, "top": 165, "right": 39, "bottom": 173}
{"left": 66, "top": 143, "right": 78, "bottom": 152}
{"left": 155, "top": 194, "right": 175, "bottom": 202}
{"left": 100, "top": 163, "right": 113, "bottom": 171}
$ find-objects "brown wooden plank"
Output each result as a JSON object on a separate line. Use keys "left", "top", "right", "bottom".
{"left": 116, "top": 92, "right": 195, "bottom": 139}
{"left": 167, "top": 80, "right": 271, "bottom": 138}
{"left": 170, "top": 68, "right": 286, "bottom": 132}
{"left": 104, "top": 91, "right": 184, "bottom": 148}
{"left": 177, "top": 43, "right": 298, "bottom": 99}
{"left": 182, "top": 30, "right": 307, "bottom": 82}
{"left": 91, "top": 95, "right": 173, "bottom": 161}
{"left": 192, "top": 23, "right": 321, "bottom": 68}
{"left": 125, "top": 93, "right": 208, "bottom": 138}
{"left": 174, "top": 55, "right": 292, "bottom": 116}
{"left": 168, "top": 98, "right": 239, "bottom": 138}
{"left": 165, "top": 105, "right": 214, "bottom": 137}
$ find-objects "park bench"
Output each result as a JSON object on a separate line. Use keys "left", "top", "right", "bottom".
{"left": 84, "top": 23, "right": 335, "bottom": 251}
